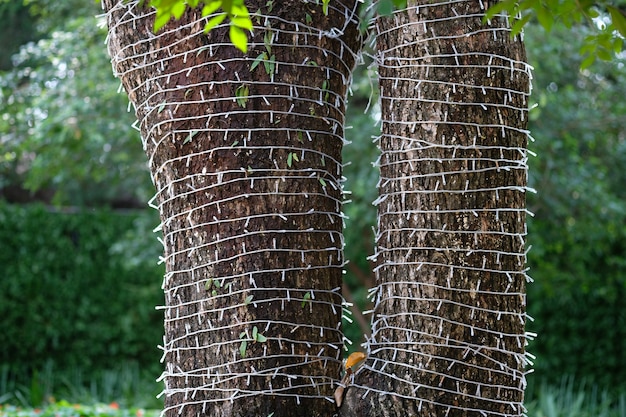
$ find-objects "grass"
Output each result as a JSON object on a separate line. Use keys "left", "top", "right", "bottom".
{"left": 1, "top": 366, "right": 625, "bottom": 417}
{"left": 0, "top": 362, "right": 162, "bottom": 410}
{"left": 525, "top": 377, "right": 626, "bottom": 417}
{"left": 0, "top": 401, "right": 160, "bottom": 417}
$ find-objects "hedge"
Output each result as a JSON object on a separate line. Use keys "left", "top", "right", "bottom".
{"left": 526, "top": 270, "right": 626, "bottom": 393}
{"left": 0, "top": 203, "right": 164, "bottom": 379}
{"left": 526, "top": 211, "right": 626, "bottom": 394}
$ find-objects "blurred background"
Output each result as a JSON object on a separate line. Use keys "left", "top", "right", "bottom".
{"left": 1, "top": 1, "right": 625, "bottom": 415}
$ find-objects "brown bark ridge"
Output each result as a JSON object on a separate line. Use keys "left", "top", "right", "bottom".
{"left": 102, "top": 1, "right": 361, "bottom": 416}
{"left": 342, "top": 1, "right": 533, "bottom": 416}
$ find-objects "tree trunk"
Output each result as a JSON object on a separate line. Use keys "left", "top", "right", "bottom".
{"left": 343, "top": 1, "right": 532, "bottom": 416}
{"left": 103, "top": 1, "right": 360, "bottom": 416}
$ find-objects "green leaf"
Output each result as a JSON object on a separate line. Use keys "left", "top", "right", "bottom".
{"left": 287, "top": 152, "right": 298, "bottom": 167}
{"left": 596, "top": 46, "right": 612, "bottom": 61}
{"left": 377, "top": 0, "right": 395, "bottom": 16}
{"left": 202, "top": 1, "right": 223, "bottom": 16}
{"left": 244, "top": 295, "right": 253, "bottom": 305}
{"left": 183, "top": 130, "right": 198, "bottom": 144}
{"left": 264, "top": 29, "right": 273, "bottom": 54}
{"left": 232, "top": 15, "right": 253, "bottom": 30}
{"left": 229, "top": 25, "right": 248, "bottom": 53}
{"left": 251, "top": 52, "right": 267, "bottom": 72}
{"left": 301, "top": 291, "right": 312, "bottom": 308}
{"left": 231, "top": 3, "right": 250, "bottom": 17}
{"left": 171, "top": 2, "right": 187, "bottom": 19}
{"left": 484, "top": 0, "right": 516, "bottom": 22}
{"left": 204, "top": 13, "right": 227, "bottom": 33}
{"left": 613, "top": 37, "right": 623, "bottom": 54}
{"left": 536, "top": 7, "right": 554, "bottom": 32}
{"left": 235, "top": 84, "right": 249, "bottom": 108}
{"left": 239, "top": 340, "right": 247, "bottom": 357}
{"left": 247, "top": 325, "right": 267, "bottom": 342}
{"left": 580, "top": 52, "right": 596, "bottom": 69}
{"left": 608, "top": 6, "right": 626, "bottom": 38}
{"left": 511, "top": 14, "right": 532, "bottom": 37}
{"left": 154, "top": 12, "right": 171, "bottom": 32}
{"left": 586, "top": 8, "right": 600, "bottom": 19}
{"left": 263, "top": 54, "right": 276, "bottom": 75}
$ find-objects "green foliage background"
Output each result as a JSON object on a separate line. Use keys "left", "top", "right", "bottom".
{"left": 0, "top": 1, "right": 150, "bottom": 207}
{"left": 524, "top": 25, "right": 626, "bottom": 391}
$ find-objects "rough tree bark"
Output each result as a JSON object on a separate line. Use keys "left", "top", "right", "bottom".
{"left": 103, "top": 1, "right": 360, "bottom": 416}
{"left": 343, "top": 1, "right": 531, "bottom": 416}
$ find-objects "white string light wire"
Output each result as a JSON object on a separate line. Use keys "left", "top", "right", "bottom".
{"left": 103, "top": 0, "right": 362, "bottom": 413}
{"left": 353, "top": 1, "right": 536, "bottom": 415}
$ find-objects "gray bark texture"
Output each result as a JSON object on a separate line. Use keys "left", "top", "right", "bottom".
{"left": 341, "top": 1, "right": 531, "bottom": 416}
{"left": 103, "top": 1, "right": 361, "bottom": 416}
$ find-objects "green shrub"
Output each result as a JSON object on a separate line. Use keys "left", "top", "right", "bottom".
{"left": 526, "top": 212, "right": 626, "bottom": 394}
{"left": 526, "top": 276, "right": 626, "bottom": 393}
{"left": 0, "top": 203, "right": 164, "bottom": 385}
